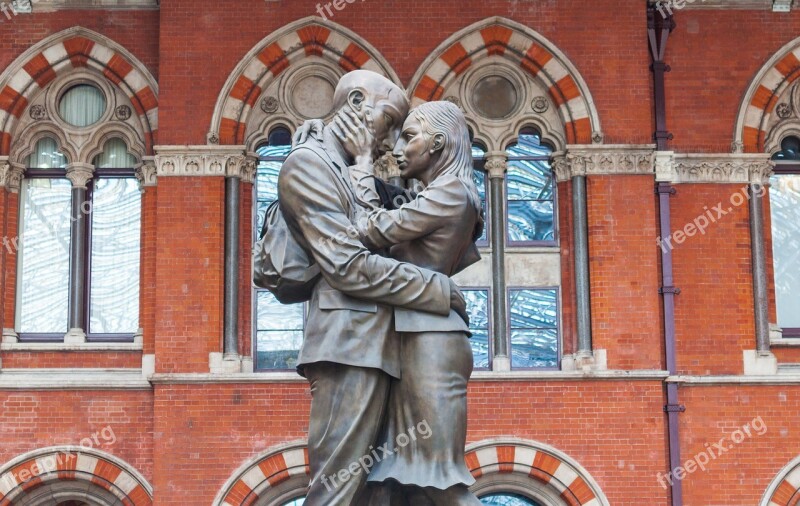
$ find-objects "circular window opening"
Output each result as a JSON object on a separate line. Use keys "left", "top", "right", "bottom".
{"left": 59, "top": 84, "right": 106, "bottom": 127}
{"left": 472, "top": 75, "right": 519, "bottom": 120}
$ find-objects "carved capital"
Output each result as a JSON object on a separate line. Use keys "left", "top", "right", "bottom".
{"left": 485, "top": 152, "right": 507, "bottom": 179}
{"left": 134, "top": 158, "right": 157, "bottom": 189}
{"left": 65, "top": 163, "right": 95, "bottom": 189}
{"left": 0, "top": 160, "right": 25, "bottom": 193}
{"left": 552, "top": 145, "right": 656, "bottom": 182}
{"left": 661, "top": 154, "right": 774, "bottom": 184}
{"left": 154, "top": 146, "right": 250, "bottom": 179}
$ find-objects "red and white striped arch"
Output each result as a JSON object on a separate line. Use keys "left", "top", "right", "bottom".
{"left": 761, "top": 455, "right": 800, "bottom": 506}
{"left": 0, "top": 447, "right": 153, "bottom": 505}
{"left": 466, "top": 439, "right": 610, "bottom": 506}
{"left": 211, "top": 17, "right": 400, "bottom": 146}
{"left": 735, "top": 35, "right": 800, "bottom": 154}
{"left": 214, "top": 443, "right": 309, "bottom": 506}
{"left": 0, "top": 27, "right": 158, "bottom": 156}
{"left": 408, "top": 17, "right": 601, "bottom": 145}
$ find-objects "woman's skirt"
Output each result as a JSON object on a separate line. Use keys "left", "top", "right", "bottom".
{"left": 367, "top": 330, "right": 475, "bottom": 490}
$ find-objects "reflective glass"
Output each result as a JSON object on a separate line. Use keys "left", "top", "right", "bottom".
{"left": 506, "top": 133, "right": 555, "bottom": 243}
{"left": 93, "top": 138, "right": 137, "bottom": 168}
{"left": 59, "top": 84, "right": 106, "bottom": 127}
{"left": 464, "top": 290, "right": 490, "bottom": 369}
{"left": 481, "top": 493, "right": 542, "bottom": 506}
{"left": 27, "top": 137, "right": 66, "bottom": 169}
{"left": 256, "top": 291, "right": 304, "bottom": 370}
{"left": 770, "top": 174, "right": 800, "bottom": 328}
{"left": 89, "top": 178, "right": 141, "bottom": 334}
{"left": 17, "top": 179, "right": 72, "bottom": 333}
{"left": 509, "top": 289, "right": 559, "bottom": 369}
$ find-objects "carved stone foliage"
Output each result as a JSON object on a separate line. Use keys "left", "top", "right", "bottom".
{"left": 154, "top": 148, "right": 255, "bottom": 183}
{"left": 552, "top": 146, "right": 656, "bottom": 182}
{"left": 134, "top": 162, "right": 157, "bottom": 188}
{"left": 0, "top": 161, "right": 25, "bottom": 192}
{"left": 65, "top": 163, "right": 95, "bottom": 189}
{"left": 656, "top": 153, "right": 774, "bottom": 184}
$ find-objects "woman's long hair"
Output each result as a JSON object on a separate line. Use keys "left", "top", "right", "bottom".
{"left": 411, "top": 101, "right": 484, "bottom": 239}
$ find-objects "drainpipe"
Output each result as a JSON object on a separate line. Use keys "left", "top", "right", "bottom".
{"left": 649, "top": 6, "right": 683, "bottom": 506}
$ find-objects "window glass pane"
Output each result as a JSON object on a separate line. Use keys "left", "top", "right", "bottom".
{"left": 472, "top": 144, "right": 488, "bottom": 244}
{"left": 770, "top": 174, "right": 800, "bottom": 328}
{"left": 507, "top": 200, "right": 555, "bottom": 242}
{"left": 464, "top": 290, "right": 490, "bottom": 369}
{"left": 59, "top": 84, "right": 106, "bottom": 127}
{"left": 506, "top": 133, "right": 555, "bottom": 243}
{"left": 772, "top": 136, "right": 800, "bottom": 161}
{"left": 282, "top": 499, "right": 305, "bottom": 506}
{"left": 17, "top": 179, "right": 72, "bottom": 333}
{"left": 27, "top": 137, "right": 66, "bottom": 169}
{"left": 89, "top": 178, "right": 141, "bottom": 334}
{"left": 255, "top": 143, "right": 292, "bottom": 234}
{"left": 256, "top": 291, "right": 304, "bottom": 370}
{"left": 509, "top": 289, "right": 559, "bottom": 369}
{"left": 93, "top": 138, "right": 137, "bottom": 168}
{"left": 481, "top": 493, "right": 542, "bottom": 505}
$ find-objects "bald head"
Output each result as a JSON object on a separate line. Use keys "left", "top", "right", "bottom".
{"left": 330, "top": 70, "right": 410, "bottom": 156}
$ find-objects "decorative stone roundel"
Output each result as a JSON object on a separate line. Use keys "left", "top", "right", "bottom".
{"left": 532, "top": 96, "right": 550, "bottom": 114}
{"left": 28, "top": 105, "right": 47, "bottom": 120}
{"left": 260, "top": 96, "right": 279, "bottom": 114}
{"left": 115, "top": 105, "right": 132, "bottom": 120}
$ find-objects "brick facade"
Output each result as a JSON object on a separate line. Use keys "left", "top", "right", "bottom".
{"left": 1, "top": 1, "right": 799, "bottom": 505}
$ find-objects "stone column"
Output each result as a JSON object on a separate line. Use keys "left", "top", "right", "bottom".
{"left": 485, "top": 152, "right": 510, "bottom": 371}
{"left": 64, "top": 162, "right": 95, "bottom": 344}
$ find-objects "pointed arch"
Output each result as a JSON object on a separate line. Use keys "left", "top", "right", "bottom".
{"left": 0, "top": 26, "right": 158, "bottom": 155}
{"left": 213, "top": 441, "right": 309, "bottom": 506}
{"left": 735, "top": 36, "right": 800, "bottom": 153}
{"left": 210, "top": 16, "right": 401, "bottom": 146}
{"left": 0, "top": 446, "right": 153, "bottom": 505}
{"left": 760, "top": 455, "right": 800, "bottom": 506}
{"left": 408, "top": 17, "right": 602, "bottom": 146}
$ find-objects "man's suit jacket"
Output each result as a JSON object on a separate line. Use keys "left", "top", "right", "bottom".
{"left": 277, "top": 130, "right": 453, "bottom": 379}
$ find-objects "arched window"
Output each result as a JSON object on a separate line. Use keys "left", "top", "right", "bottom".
{"left": 770, "top": 135, "right": 800, "bottom": 337}
{"left": 480, "top": 493, "right": 543, "bottom": 505}
{"left": 16, "top": 137, "right": 72, "bottom": 336}
{"left": 505, "top": 129, "right": 556, "bottom": 245}
{"left": 253, "top": 126, "right": 304, "bottom": 371}
{"left": 472, "top": 143, "right": 489, "bottom": 245}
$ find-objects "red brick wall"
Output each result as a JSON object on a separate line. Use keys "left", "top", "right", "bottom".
{"left": 0, "top": 390, "right": 153, "bottom": 483}
{"left": 679, "top": 385, "right": 800, "bottom": 505}
{"left": 141, "top": 186, "right": 158, "bottom": 356}
{"left": 666, "top": 10, "right": 800, "bottom": 153}
{"left": 0, "top": 351, "right": 142, "bottom": 368}
{"left": 587, "top": 176, "right": 664, "bottom": 370}
{"left": 157, "top": 0, "right": 652, "bottom": 146}
{"left": 0, "top": 10, "right": 158, "bottom": 81}
{"left": 154, "top": 178, "right": 224, "bottom": 373}
{"left": 671, "top": 184, "right": 755, "bottom": 375}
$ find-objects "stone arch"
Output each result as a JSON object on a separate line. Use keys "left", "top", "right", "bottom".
{"left": 465, "top": 439, "right": 610, "bottom": 506}
{"left": 760, "top": 455, "right": 800, "bottom": 506}
{"left": 408, "top": 17, "right": 602, "bottom": 150}
{"left": 0, "top": 26, "right": 158, "bottom": 156}
{"left": 210, "top": 16, "right": 401, "bottom": 147}
{"left": 0, "top": 446, "right": 153, "bottom": 505}
{"left": 213, "top": 442, "right": 309, "bottom": 506}
{"left": 734, "top": 36, "right": 800, "bottom": 154}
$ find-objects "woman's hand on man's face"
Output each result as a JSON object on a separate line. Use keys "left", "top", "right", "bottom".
{"left": 332, "top": 108, "right": 375, "bottom": 161}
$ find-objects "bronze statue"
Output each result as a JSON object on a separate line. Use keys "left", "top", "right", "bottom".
{"left": 270, "top": 70, "right": 469, "bottom": 505}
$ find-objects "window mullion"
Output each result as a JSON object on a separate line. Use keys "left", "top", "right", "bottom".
{"left": 64, "top": 162, "right": 94, "bottom": 343}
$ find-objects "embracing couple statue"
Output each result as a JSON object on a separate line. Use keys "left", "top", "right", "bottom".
{"left": 255, "top": 69, "right": 484, "bottom": 506}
